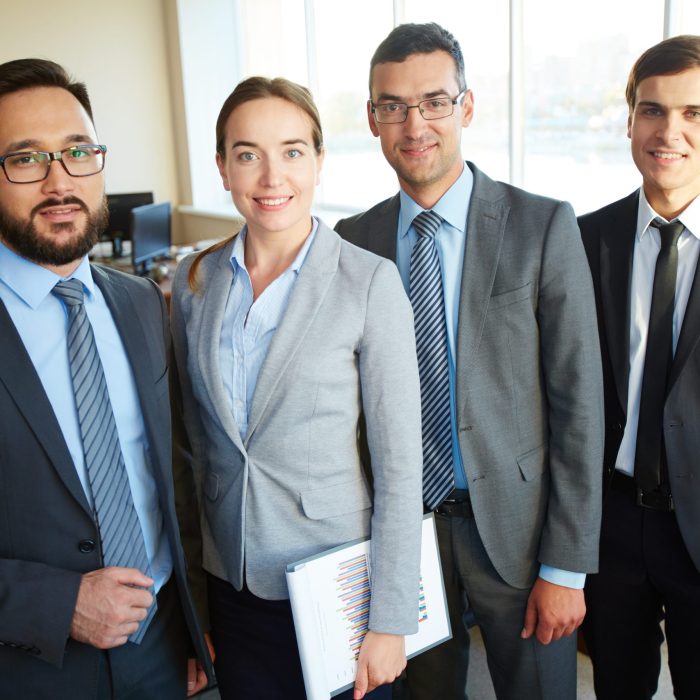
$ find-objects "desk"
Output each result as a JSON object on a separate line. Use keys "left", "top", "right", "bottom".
{"left": 90, "top": 254, "right": 176, "bottom": 306}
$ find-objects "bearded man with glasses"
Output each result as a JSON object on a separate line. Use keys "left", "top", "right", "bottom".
{"left": 336, "top": 22, "right": 604, "bottom": 700}
{"left": 0, "top": 58, "right": 212, "bottom": 699}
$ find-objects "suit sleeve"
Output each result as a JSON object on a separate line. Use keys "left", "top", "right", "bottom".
{"left": 0, "top": 559, "right": 82, "bottom": 667}
{"left": 536, "top": 201, "right": 604, "bottom": 573}
{"left": 359, "top": 259, "right": 424, "bottom": 635}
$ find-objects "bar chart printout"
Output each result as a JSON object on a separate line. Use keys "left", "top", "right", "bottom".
{"left": 287, "top": 515, "right": 451, "bottom": 700}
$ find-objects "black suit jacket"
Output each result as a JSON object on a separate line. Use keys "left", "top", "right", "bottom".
{"left": 0, "top": 264, "right": 212, "bottom": 697}
{"left": 580, "top": 192, "right": 700, "bottom": 572}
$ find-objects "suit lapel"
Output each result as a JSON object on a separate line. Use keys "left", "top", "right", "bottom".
{"left": 92, "top": 266, "right": 173, "bottom": 495}
{"left": 245, "top": 223, "right": 339, "bottom": 444}
{"left": 195, "top": 248, "right": 246, "bottom": 453}
{"left": 93, "top": 267, "right": 157, "bottom": 426}
{"left": 599, "top": 192, "right": 638, "bottom": 413}
{"left": 0, "top": 298, "right": 92, "bottom": 516}
{"left": 367, "top": 195, "right": 400, "bottom": 261}
{"left": 455, "top": 166, "right": 508, "bottom": 393}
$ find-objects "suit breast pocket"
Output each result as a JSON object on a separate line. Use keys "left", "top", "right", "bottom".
{"left": 489, "top": 282, "right": 532, "bottom": 311}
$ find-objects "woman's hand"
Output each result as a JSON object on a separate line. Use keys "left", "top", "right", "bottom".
{"left": 353, "top": 630, "right": 406, "bottom": 699}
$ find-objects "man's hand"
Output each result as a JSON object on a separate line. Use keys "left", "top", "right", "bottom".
{"left": 354, "top": 631, "right": 405, "bottom": 699}
{"left": 70, "top": 567, "right": 154, "bottom": 649}
{"left": 521, "top": 577, "right": 585, "bottom": 645}
{"left": 187, "top": 632, "right": 215, "bottom": 697}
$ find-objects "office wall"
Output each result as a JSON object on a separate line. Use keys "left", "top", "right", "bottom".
{"left": 0, "top": 0, "right": 179, "bottom": 210}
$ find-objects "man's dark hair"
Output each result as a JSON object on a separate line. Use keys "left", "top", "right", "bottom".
{"left": 369, "top": 22, "right": 466, "bottom": 95}
{"left": 0, "top": 58, "right": 93, "bottom": 120}
{"left": 626, "top": 34, "right": 700, "bottom": 109}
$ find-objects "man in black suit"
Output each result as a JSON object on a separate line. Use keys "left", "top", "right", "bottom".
{"left": 580, "top": 35, "right": 700, "bottom": 700}
{"left": 0, "top": 58, "right": 211, "bottom": 698}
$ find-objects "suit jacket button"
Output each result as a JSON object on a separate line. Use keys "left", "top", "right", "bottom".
{"left": 78, "top": 539, "right": 96, "bottom": 553}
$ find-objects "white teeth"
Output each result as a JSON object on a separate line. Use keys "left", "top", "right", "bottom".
{"left": 258, "top": 197, "right": 289, "bottom": 206}
{"left": 654, "top": 152, "right": 683, "bottom": 160}
{"left": 45, "top": 208, "right": 73, "bottom": 214}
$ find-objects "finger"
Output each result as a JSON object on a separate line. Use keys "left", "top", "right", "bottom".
{"left": 193, "top": 665, "right": 208, "bottom": 694}
{"left": 354, "top": 660, "right": 369, "bottom": 700}
{"left": 124, "top": 587, "right": 154, "bottom": 610}
{"left": 111, "top": 566, "right": 155, "bottom": 588}
{"left": 536, "top": 619, "right": 554, "bottom": 645}
{"left": 521, "top": 599, "right": 537, "bottom": 639}
{"left": 187, "top": 658, "right": 197, "bottom": 696}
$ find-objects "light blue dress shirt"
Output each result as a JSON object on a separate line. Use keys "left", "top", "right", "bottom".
{"left": 0, "top": 242, "right": 172, "bottom": 591}
{"left": 395, "top": 167, "right": 584, "bottom": 589}
{"left": 220, "top": 219, "right": 318, "bottom": 438}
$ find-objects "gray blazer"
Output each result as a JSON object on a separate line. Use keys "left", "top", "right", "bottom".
{"left": 171, "top": 221, "right": 423, "bottom": 634}
{"left": 0, "top": 265, "right": 211, "bottom": 698}
{"left": 336, "top": 162, "right": 604, "bottom": 588}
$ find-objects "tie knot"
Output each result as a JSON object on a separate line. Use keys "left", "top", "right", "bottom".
{"left": 413, "top": 210, "right": 442, "bottom": 240}
{"left": 651, "top": 218, "right": 684, "bottom": 249}
{"left": 52, "top": 278, "right": 85, "bottom": 307}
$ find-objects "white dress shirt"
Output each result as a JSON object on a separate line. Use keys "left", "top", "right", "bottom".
{"left": 616, "top": 190, "right": 700, "bottom": 476}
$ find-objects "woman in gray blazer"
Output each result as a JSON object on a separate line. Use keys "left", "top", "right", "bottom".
{"left": 171, "top": 76, "right": 423, "bottom": 700}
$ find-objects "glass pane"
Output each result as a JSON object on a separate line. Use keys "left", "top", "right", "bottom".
{"left": 523, "top": 0, "right": 664, "bottom": 215}
{"left": 238, "top": 0, "right": 307, "bottom": 84}
{"left": 678, "top": 0, "right": 700, "bottom": 32}
{"left": 403, "top": 0, "right": 510, "bottom": 184}
{"left": 310, "top": 0, "right": 395, "bottom": 212}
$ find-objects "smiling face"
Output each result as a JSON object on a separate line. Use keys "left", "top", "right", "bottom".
{"left": 368, "top": 50, "right": 473, "bottom": 209}
{"left": 216, "top": 96, "right": 323, "bottom": 242}
{"left": 0, "top": 86, "right": 107, "bottom": 271}
{"left": 628, "top": 66, "right": 700, "bottom": 219}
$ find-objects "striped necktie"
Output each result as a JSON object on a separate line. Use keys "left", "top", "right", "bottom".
{"left": 634, "top": 219, "right": 684, "bottom": 493}
{"left": 52, "top": 278, "right": 156, "bottom": 643}
{"left": 410, "top": 210, "right": 455, "bottom": 510}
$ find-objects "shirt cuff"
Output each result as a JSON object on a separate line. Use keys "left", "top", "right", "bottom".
{"left": 538, "top": 565, "right": 586, "bottom": 589}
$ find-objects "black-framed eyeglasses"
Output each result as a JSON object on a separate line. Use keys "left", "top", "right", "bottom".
{"left": 0, "top": 144, "right": 107, "bottom": 183}
{"left": 371, "top": 90, "right": 467, "bottom": 124}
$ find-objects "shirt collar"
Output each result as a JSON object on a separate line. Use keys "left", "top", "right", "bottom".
{"left": 398, "top": 163, "right": 473, "bottom": 238}
{"left": 636, "top": 188, "right": 700, "bottom": 243}
{"left": 0, "top": 241, "right": 94, "bottom": 309}
{"left": 230, "top": 217, "right": 319, "bottom": 274}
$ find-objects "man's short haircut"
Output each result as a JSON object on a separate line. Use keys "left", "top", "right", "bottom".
{"left": 0, "top": 58, "right": 93, "bottom": 120}
{"left": 626, "top": 34, "right": 700, "bottom": 110}
{"left": 369, "top": 22, "right": 467, "bottom": 95}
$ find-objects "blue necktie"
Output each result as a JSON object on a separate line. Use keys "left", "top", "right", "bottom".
{"left": 410, "top": 211, "right": 455, "bottom": 509}
{"left": 52, "top": 279, "right": 156, "bottom": 643}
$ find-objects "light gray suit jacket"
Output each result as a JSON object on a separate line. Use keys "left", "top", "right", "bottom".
{"left": 171, "top": 221, "right": 423, "bottom": 634}
{"left": 336, "top": 162, "right": 605, "bottom": 588}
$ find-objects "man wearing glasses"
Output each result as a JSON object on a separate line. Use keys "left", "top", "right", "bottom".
{"left": 0, "top": 58, "right": 211, "bottom": 698}
{"left": 336, "top": 23, "right": 604, "bottom": 700}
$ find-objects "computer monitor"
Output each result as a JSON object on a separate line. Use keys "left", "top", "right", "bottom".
{"left": 131, "top": 202, "right": 171, "bottom": 276}
{"left": 104, "top": 192, "right": 154, "bottom": 257}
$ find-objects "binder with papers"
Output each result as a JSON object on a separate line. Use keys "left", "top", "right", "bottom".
{"left": 286, "top": 513, "right": 451, "bottom": 699}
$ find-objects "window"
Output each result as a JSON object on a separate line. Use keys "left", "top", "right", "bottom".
{"left": 175, "top": 0, "right": 700, "bottom": 217}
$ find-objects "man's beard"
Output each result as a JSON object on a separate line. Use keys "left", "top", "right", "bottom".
{"left": 0, "top": 194, "right": 109, "bottom": 266}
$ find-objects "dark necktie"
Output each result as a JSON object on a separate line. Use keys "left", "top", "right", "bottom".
{"left": 410, "top": 210, "right": 455, "bottom": 509}
{"left": 52, "top": 279, "right": 156, "bottom": 643}
{"left": 634, "top": 219, "right": 684, "bottom": 493}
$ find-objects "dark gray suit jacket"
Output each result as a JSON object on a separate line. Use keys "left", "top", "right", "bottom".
{"left": 580, "top": 191, "right": 700, "bottom": 572}
{"left": 0, "top": 264, "right": 211, "bottom": 697}
{"left": 336, "top": 162, "right": 604, "bottom": 588}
